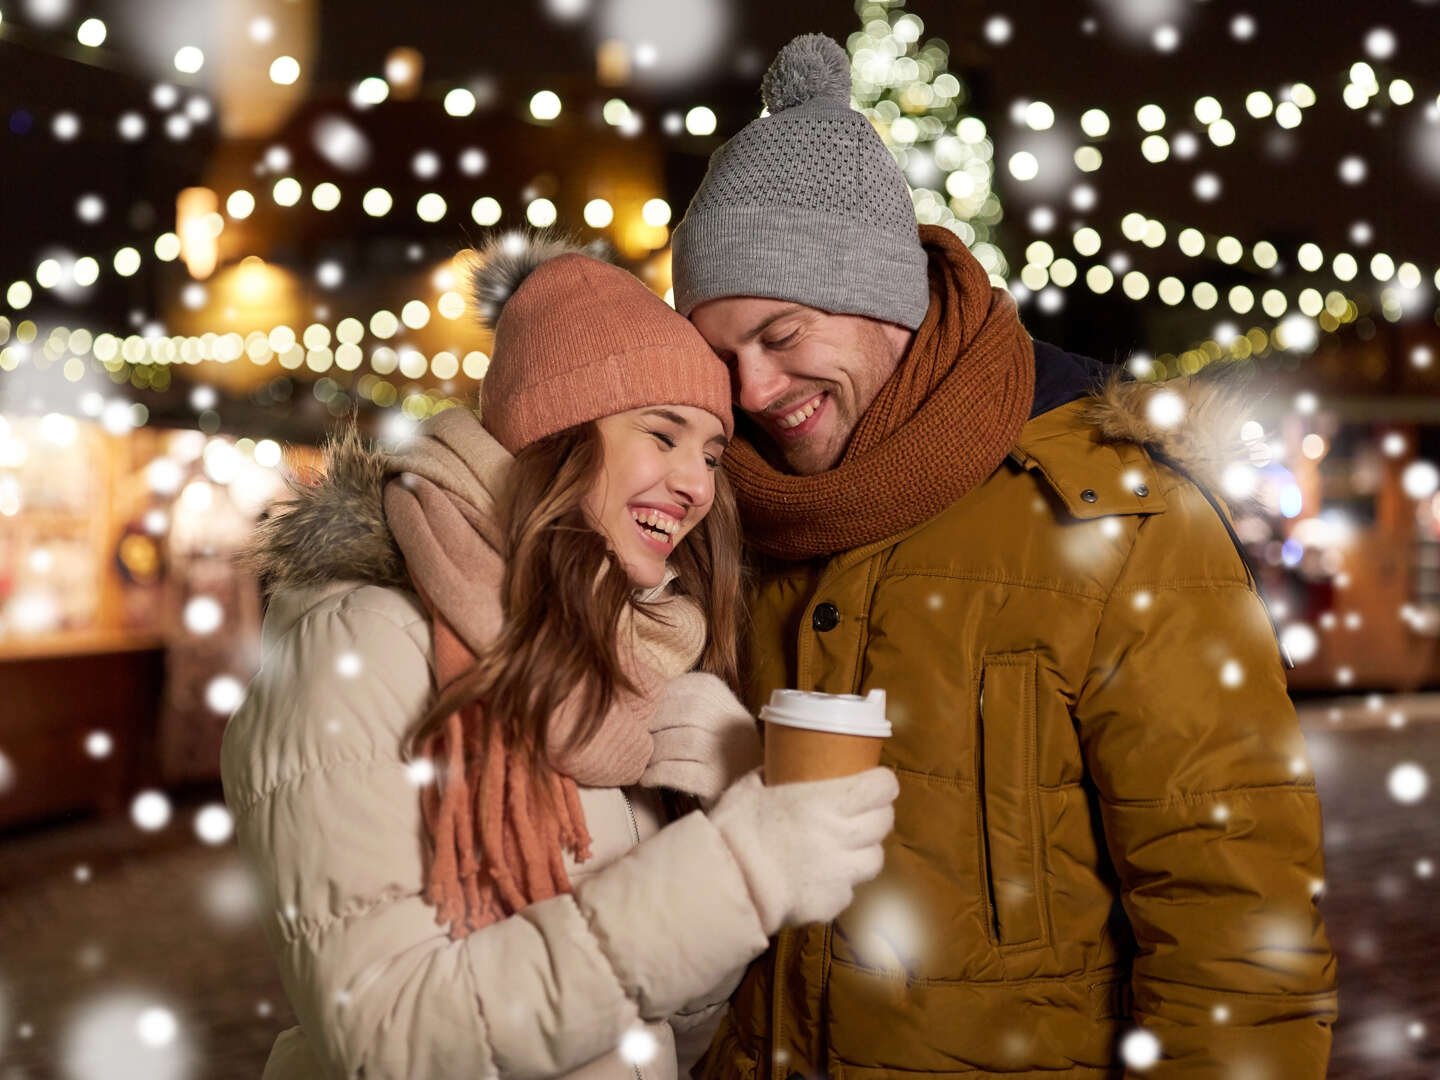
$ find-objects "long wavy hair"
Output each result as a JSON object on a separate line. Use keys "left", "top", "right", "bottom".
{"left": 406, "top": 421, "right": 744, "bottom": 775}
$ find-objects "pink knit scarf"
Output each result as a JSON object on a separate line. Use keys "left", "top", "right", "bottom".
{"left": 383, "top": 407, "right": 706, "bottom": 937}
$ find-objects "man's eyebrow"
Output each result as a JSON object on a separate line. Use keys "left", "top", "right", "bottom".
{"left": 642, "top": 408, "right": 729, "bottom": 448}
{"left": 741, "top": 304, "right": 806, "bottom": 342}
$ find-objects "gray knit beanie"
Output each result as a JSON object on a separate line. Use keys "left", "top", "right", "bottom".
{"left": 670, "top": 33, "right": 930, "bottom": 330}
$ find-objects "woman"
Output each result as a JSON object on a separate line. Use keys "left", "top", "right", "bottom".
{"left": 220, "top": 234, "right": 899, "bottom": 1079}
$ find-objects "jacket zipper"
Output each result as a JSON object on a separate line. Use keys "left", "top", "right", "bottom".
{"left": 620, "top": 788, "right": 640, "bottom": 845}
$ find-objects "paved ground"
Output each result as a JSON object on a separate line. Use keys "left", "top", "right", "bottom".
{"left": 0, "top": 695, "right": 1437, "bottom": 1078}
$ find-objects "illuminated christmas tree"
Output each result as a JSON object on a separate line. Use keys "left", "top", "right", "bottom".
{"left": 847, "top": 0, "right": 1008, "bottom": 282}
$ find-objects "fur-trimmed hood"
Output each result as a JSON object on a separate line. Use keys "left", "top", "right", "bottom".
{"left": 244, "top": 423, "right": 410, "bottom": 596}
{"left": 1082, "top": 370, "right": 1253, "bottom": 498}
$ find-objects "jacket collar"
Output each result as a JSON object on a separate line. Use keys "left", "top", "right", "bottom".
{"left": 1011, "top": 400, "right": 1159, "bottom": 520}
{"left": 1012, "top": 362, "right": 1254, "bottom": 519}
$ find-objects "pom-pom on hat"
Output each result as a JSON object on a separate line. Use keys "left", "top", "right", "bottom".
{"left": 468, "top": 231, "right": 734, "bottom": 455}
{"left": 760, "top": 32, "right": 852, "bottom": 112}
{"left": 670, "top": 32, "right": 930, "bottom": 331}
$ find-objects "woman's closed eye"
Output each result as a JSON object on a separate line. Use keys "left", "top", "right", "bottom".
{"left": 649, "top": 428, "right": 719, "bottom": 468}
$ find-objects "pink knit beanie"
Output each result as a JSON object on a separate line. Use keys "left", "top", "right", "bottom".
{"left": 468, "top": 233, "right": 734, "bottom": 454}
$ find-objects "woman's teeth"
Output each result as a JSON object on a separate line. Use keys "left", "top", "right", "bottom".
{"left": 777, "top": 394, "right": 823, "bottom": 429}
{"left": 630, "top": 508, "right": 679, "bottom": 542}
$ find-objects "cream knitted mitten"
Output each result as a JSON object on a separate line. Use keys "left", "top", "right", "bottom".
{"left": 640, "top": 672, "right": 764, "bottom": 806}
{"left": 708, "top": 767, "right": 899, "bottom": 935}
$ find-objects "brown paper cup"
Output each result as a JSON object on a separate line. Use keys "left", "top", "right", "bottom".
{"left": 764, "top": 720, "right": 886, "bottom": 785}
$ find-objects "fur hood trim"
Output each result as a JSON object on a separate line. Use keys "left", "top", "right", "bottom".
{"left": 1082, "top": 369, "right": 1255, "bottom": 497}
{"left": 467, "top": 230, "right": 610, "bottom": 330}
{"left": 243, "top": 423, "right": 409, "bottom": 594}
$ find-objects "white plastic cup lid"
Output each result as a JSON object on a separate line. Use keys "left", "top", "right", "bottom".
{"left": 759, "top": 688, "right": 891, "bottom": 738}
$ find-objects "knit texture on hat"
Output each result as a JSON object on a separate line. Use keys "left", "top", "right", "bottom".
{"left": 671, "top": 33, "right": 930, "bottom": 330}
{"left": 468, "top": 232, "right": 734, "bottom": 454}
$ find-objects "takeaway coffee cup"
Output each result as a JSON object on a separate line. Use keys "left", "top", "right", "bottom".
{"left": 760, "top": 688, "right": 892, "bottom": 785}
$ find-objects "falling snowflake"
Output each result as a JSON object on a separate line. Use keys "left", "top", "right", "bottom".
{"left": 618, "top": 1025, "right": 659, "bottom": 1065}
{"left": 1364, "top": 26, "right": 1397, "bottom": 59}
{"left": 193, "top": 804, "right": 234, "bottom": 845}
{"left": 204, "top": 863, "right": 262, "bottom": 927}
{"left": 1401, "top": 461, "right": 1439, "bottom": 499}
{"left": 136, "top": 1008, "right": 177, "bottom": 1048}
{"left": 984, "top": 15, "right": 1012, "bottom": 44}
{"left": 1338, "top": 156, "right": 1368, "bottom": 185}
{"left": 61, "top": 992, "right": 193, "bottom": 1080}
{"left": 182, "top": 596, "right": 224, "bottom": 635}
{"left": 1151, "top": 25, "right": 1180, "bottom": 51}
{"left": 1280, "top": 624, "right": 1318, "bottom": 664}
{"left": 205, "top": 675, "right": 245, "bottom": 715}
{"left": 1120, "top": 1028, "right": 1162, "bottom": 1069}
{"left": 1387, "top": 762, "right": 1429, "bottom": 804}
{"left": 130, "top": 791, "right": 171, "bottom": 831}
{"left": 1193, "top": 172, "right": 1222, "bottom": 200}
{"left": 1146, "top": 390, "right": 1185, "bottom": 428}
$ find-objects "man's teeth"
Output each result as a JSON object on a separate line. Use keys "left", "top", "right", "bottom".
{"left": 777, "top": 395, "right": 822, "bottom": 429}
{"left": 630, "top": 508, "right": 679, "bottom": 537}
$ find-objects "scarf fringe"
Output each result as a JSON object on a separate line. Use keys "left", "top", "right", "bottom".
{"left": 421, "top": 695, "right": 594, "bottom": 941}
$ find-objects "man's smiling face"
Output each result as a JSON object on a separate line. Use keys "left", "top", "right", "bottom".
{"left": 689, "top": 298, "right": 912, "bottom": 475}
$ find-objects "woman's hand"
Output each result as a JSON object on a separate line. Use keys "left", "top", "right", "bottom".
{"left": 640, "top": 672, "right": 763, "bottom": 806}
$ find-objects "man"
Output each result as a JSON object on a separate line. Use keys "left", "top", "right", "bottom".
{"left": 670, "top": 32, "right": 1337, "bottom": 1079}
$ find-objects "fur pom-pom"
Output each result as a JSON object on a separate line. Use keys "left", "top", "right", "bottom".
{"left": 761, "top": 33, "right": 852, "bottom": 113}
{"left": 466, "top": 230, "right": 610, "bottom": 330}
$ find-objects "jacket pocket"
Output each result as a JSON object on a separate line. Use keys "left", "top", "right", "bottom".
{"left": 976, "top": 650, "right": 1049, "bottom": 951}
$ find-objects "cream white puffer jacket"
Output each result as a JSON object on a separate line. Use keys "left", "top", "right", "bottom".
{"left": 223, "top": 581, "right": 768, "bottom": 1080}
{"left": 219, "top": 431, "right": 769, "bottom": 1079}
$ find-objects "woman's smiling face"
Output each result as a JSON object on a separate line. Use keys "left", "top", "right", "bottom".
{"left": 582, "top": 404, "right": 729, "bottom": 588}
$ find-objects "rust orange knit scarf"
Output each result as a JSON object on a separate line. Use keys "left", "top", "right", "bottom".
{"left": 417, "top": 595, "right": 595, "bottom": 939}
{"left": 723, "top": 225, "right": 1036, "bottom": 559}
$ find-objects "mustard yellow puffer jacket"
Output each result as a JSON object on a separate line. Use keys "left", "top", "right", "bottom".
{"left": 700, "top": 377, "right": 1337, "bottom": 1079}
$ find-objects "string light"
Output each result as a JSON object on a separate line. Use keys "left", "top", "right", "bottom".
{"left": 443, "top": 88, "right": 476, "bottom": 117}
{"left": 529, "top": 90, "right": 562, "bottom": 121}
{"left": 76, "top": 18, "right": 106, "bottom": 47}
{"left": 684, "top": 106, "right": 717, "bottom": 136}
